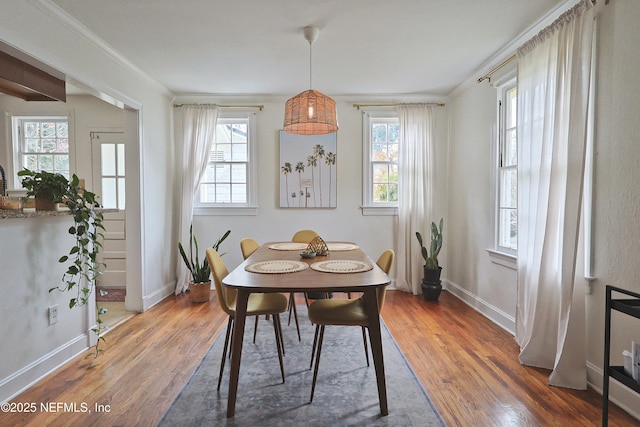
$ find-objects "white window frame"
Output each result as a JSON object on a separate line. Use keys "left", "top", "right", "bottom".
{"left": 361, "top": 108, "right": 399, "bottom": 216}
{"left": 488, "top": 78, "right": 517, "bottom": 269}
{"left": 193, "top": 109, "right": 258, "bottom": 216}
{"left": 9, "top": 115, "right": 74, "bottom": 190}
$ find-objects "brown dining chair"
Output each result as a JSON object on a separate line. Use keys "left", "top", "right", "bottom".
{"left": 307, "top": 249, "right": 394, "bottom": 402}
{"left": 206, "top": 248, "right": 289, "bottom": 390}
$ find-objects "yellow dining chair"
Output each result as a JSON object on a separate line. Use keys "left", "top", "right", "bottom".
{"left": 240, "top": 238, "right": 268, "bottom": 343}
{"left": 240, "top": 237, "right": 260, "bottom": 259}
{"left": 291, "top": 229, "right": 319, "bottom": 243}
{"left": 286, "top": 230, "right": 326, "bottom": 338}
{"left": 240, "top": 237, "right": 289, "bottom": 345}
{"left": 307, "top": 249, "right": 394, "bottom": 402}
{"left": 206, "top": 248, "right": 289, "bottom": 390}
{"left": 292, "top": 229, "right": 332, "bottom": 303}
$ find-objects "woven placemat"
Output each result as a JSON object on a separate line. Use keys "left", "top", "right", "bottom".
{"left": 267, "top": 242, "right": 308, "bottom": 251}
{"left": 310, "top": 260, "right": 373, "bottom": 274}
{"left": 245, "top": 260, "right": 309, "bottom": 274}
{"left": 326, "top": 242, "right": 359, "bottom": 251}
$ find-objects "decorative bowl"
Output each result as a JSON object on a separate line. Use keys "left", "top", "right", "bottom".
{"left": 299, "top": 251, "right": 317, "bottom": 259}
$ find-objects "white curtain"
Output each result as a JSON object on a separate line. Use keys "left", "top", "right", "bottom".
{"left": 395, "top": 104, "right": 435, "bottom": 295}
{"left": 175, "top": 105, "right": 219, "bottom": 294}
{"left": 515, "top": 0, "right": 594, "bottom": 389}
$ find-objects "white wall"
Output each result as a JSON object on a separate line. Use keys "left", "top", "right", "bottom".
{"left": 446, "top": 0, "right": 640, "bottom": 418}
{"left": 586, "top": 0, "right": 640, "bottom": 415}
{"left": 0, "top": 216, "right": 87, "bottom": 402}
{"left": 447, "top": 75, "right": 518, "bottom": 332}
{"left": 0, "top": 1, "right": 177, "bottom": 310}
{"left": 176, "top": 100, "right": 393, "bottom": 272}
{"left": 173, "top": 98, "right": 449, "bottom": 281}
{"left": 0, "top": 1, "right": 175, "bottom": 402}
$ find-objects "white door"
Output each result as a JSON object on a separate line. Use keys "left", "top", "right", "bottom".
{"left": 91, "top": 132, "right": 126, "bottom": 294}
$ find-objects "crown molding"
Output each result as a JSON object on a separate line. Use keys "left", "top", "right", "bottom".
{"left": 448, "top": 0, "right": 577, "bottom": 98}
{"left": 31, "top": 0, "right": 172, "bottom": 98}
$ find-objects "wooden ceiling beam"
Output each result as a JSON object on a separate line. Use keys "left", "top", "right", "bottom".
{"left": 0, "top": 49, "right": 66, "bottom": 102}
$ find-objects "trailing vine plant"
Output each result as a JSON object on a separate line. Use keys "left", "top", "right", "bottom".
{"left": 18, "top": 169, "right": 107, "bottom": 358}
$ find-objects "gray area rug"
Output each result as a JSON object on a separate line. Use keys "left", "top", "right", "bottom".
{"left": 159, "top": 304, "right": 445, "bottom": 426}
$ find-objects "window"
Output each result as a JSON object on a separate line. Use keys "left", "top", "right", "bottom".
{"left": 362, "top": 110, "right": 399, "bottom": 215}
{"left": 96, "top": 133, "right": 125, "bottom": 209}
{"left": 11, "top": 116, "right": 70, "bottom": 185}
{"left": 497, "top": 83, "right": 517, "bottom": 255}
{"left": 194, "top": 111, "right": 257, "bottom": 215}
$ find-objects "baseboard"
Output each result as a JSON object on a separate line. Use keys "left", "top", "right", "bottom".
{"left": 444, "top": 281, "right": 640, "bottom": 423}
{"left": 141, "top": 280, "right": 176, "bottom": 311}
{"left": 0, "top": 333, "right": 88, "bottom": 403}
{"left": 587, "top": 361, "right": 640, "bottom": 422}
{"left": 443, "top": 279, "right": 516, "bottom": 335}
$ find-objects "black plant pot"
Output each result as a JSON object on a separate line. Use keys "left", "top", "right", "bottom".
{"left": 423, "top": 266, "right": 442, "bottom": 283}
{"left": 421, "top": 280, "right": 442, "bottom": 302}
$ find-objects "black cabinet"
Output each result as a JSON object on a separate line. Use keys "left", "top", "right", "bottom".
{"left": 603, "top": 285, "right": 640, "bottom": 426}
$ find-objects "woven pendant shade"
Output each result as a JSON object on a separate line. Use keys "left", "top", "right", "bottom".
{"left": 284, "top": 89, "right": 338, "bottom": 135}
{"left": 283, "top": 26, "right": 338, "bottom": 135}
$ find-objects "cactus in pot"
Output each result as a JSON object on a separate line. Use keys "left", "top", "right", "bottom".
{"left": 416, "top": 219, "right": 444, "bottom": 301}
{"left": 416, "top": 218, "right": 443, "bottom": 271}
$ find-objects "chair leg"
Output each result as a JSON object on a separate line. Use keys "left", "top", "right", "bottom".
{"left": 310, "top": 324, "right": 319, "bottom": 370}
{"left": 272, "top": 313, "right": 285, "bottom": 383}
{"left": 217, "top": 316, "right": 233, "bottom": 391}
{"left": 310, "top": 325, "right": 325, "bottom": 402}
{"left": 361, "top": 326, "right": 370, "bottom": 367}
{"left": 253, "top": 315, "right": 259, "bottom": 343}
{"left": 276, "top": 313, "right": 285, "bottom": 356}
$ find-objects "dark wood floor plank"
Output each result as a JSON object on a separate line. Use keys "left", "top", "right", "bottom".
{"left": 0, "top": 289, "right": 637, "bottom": 426}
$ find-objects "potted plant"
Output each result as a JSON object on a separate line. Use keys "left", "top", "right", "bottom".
{"left": 416, "top": 218, "right": 444, "bottom": 302}
{"left": 179, "top": 225, "right": 230, "bottom": 303}
{"left": 19, "top": 168, "right": 107, "bottom": 356}
{"left": 18, "top": 169, "right": 69, "bottom": 210}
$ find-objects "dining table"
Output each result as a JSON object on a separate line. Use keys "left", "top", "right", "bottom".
{"left": 221, "top": 241, "right": 391, "bottom": 418}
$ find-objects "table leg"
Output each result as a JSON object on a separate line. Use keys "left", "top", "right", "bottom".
{"left": 363, "top": 287, "right": 388, "bottom": 416}
{"left": 227, "top": 288, "right": 249, "bottom": 418}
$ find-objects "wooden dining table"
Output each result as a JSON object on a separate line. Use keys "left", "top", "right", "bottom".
{"left": 221, "top": 241, "right": 391, "bottom": 418}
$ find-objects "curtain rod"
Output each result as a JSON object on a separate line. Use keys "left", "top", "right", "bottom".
{"left": 478, "top": 0, "right": 607, "bottom": 85}
{"left": 173, "top": 103, "right": 264, "bottom": 110}
{"left": 352, "top": 102, "right": 445, "bottom": 110}
{"left": 477, "top": 54, "right": 517, "bottom": 83}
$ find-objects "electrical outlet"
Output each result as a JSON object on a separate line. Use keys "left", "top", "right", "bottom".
{"left": 49, "top": 305, "right": 58, "bottom": 325}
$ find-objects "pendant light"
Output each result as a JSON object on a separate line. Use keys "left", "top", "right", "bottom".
{"left": 283, "top": 26, "right": 338, "bottom": 135}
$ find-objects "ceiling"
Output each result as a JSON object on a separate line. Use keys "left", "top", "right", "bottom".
{"left": 51, "top": 0, "right": 569, "bottom": 99}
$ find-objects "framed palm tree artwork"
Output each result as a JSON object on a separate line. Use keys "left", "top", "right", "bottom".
{"left": 279, "top": 130, "right": 337, "bottom": 208}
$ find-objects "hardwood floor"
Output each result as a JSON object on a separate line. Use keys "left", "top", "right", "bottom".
{"left": 1, "top": 290, "right": 638, "bottom": 426}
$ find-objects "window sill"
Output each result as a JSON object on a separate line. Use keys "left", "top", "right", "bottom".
{"left": 194, "top": 206, "right": 258, "bottom": 216}
{"left": 361, "top": 206, "right": 398, "bottom": 216}
{"left": 486, "top": 248, "right": 517, "bottom": 270}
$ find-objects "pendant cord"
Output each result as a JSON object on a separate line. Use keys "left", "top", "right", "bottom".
{"left": 309, "top": 41, "right": 313, "bottom": 90}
